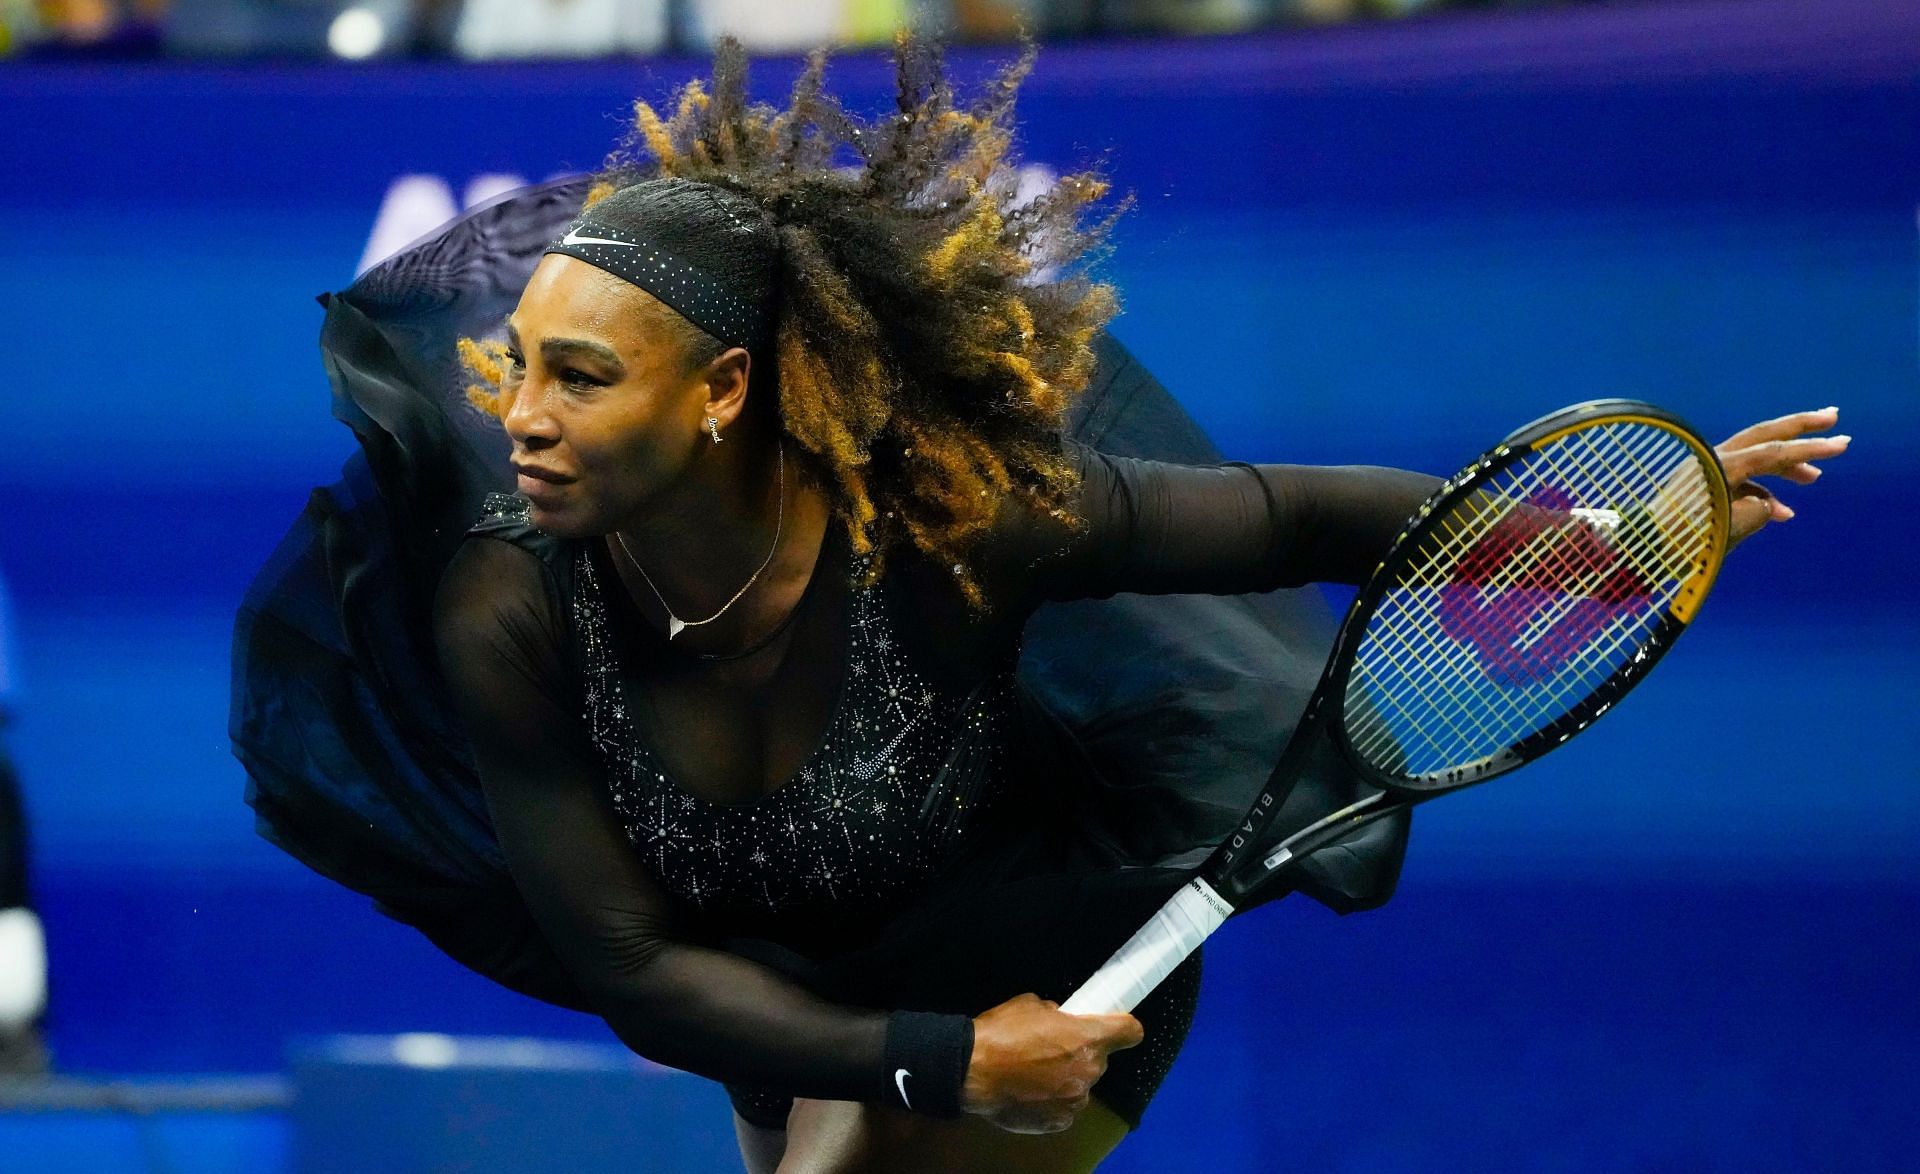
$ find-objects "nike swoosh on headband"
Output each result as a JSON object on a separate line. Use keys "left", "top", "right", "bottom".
{"left": 560, "top": 228, "right": 641, "bottom": 249}
{"left": 894, "top": 1068, "right": 913, "bottom": 1110}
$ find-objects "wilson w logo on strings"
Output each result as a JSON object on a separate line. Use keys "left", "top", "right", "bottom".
{"left": 1437, "top": 487, "right": 1656, "bottom": 687}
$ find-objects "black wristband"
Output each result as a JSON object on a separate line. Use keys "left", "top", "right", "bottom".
{"left": 880, "top": 1010, "right": 973, "bottom": 1116}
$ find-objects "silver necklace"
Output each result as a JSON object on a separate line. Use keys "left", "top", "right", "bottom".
{"left": 613, "top": 442, "right": 785, "bottom": 641}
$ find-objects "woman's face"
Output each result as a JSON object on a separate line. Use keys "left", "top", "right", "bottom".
{"left": 500, "top": 254, "right": 713, "bottom": 537}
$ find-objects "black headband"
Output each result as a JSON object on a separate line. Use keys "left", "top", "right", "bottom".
{"left": 543, "top": 216, "right": 776, "bottom": 354}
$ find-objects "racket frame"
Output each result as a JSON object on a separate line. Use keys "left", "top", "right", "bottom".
{"left": 1062, "top": 399, "right": 1731, "bottom": 1012}
{"left": 1216, "top": 398, "right": 1729, "bottom": 903}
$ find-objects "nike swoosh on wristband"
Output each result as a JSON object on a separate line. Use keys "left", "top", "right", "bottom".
{"left": 560, "top": 229, "right": 640, "bottom": 249}
{"left": 894, "top": 1068, "right": 913, "bottom": 1110}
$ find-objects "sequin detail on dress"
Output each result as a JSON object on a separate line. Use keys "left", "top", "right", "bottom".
{"left": 537, "top": 497, "right": 1014, "bottom": 925}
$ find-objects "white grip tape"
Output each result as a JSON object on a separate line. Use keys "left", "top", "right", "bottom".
{"left": 1059, "top": 878, "right": 1233, "bottom": 1015}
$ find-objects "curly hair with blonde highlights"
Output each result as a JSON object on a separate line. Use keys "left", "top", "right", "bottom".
{"left": 472, "top": 33, "right": 1127, "bottom": 609}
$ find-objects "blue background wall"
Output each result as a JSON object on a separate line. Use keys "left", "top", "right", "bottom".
{"left": 1, "top": 1, "right": 1915, "bottom": 1168}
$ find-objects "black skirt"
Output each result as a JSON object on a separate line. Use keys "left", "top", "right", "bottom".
{"left": 228, "top": 177, "right": 1411, "bottom": 1125}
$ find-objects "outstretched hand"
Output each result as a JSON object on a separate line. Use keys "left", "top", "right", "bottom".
{"left": 1715, "top": 406, "right": 1849, "bottom": 548}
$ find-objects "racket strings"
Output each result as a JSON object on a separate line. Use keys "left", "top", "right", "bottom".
{"left": 1350, "top": 425, "right": 1709, "bottom": 768}
{"left": 1351, "top": 430, "right": 1712, "bottom": 753}
{"left": 1485, "top": 426, "right": 1707, "bottom": 650}
{"left": 1343, "top": 421, "right": 1716, "bottom": 779}
{"left": 1350, "top": 528, "right": 1692, "bottom": 770}
{"left": 1429, "top": 423, "right": 1705, "bottom": 599}
{"left": 1347, "top": 538, "right": 1664, "bottom": 772}
{"left": 1349, "top": 581, "right": 1673, "bottom": 769}
{"left": 1348, "top": 431, "right": 1693, "bottom": 764}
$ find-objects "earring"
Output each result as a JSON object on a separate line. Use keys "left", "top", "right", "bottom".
{"left": 706, "top": 417, "right": 724, "bottom": 444}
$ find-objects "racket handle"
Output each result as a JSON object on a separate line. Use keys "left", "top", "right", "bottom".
{"left": 1060, "top": 878, "right": 1234, "bottom": 1015}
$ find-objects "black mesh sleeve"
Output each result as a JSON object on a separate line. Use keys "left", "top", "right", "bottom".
{"left": 989, "top": 440, "right": 1444, "bottom": 609}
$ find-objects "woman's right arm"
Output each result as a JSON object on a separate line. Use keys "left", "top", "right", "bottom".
{"left": 432, "top": 537, "right": 1136, "bottom": 1127}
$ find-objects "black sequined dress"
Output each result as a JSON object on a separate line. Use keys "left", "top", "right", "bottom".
{"left": 230, "top": 178, "right": 1427, "bottom": 1130}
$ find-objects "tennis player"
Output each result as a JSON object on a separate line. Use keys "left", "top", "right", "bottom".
{"left": 231, "top": 36, "right": 1847, "bottom": 1173}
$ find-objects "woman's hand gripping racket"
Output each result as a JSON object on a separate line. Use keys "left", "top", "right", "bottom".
{"left": 1061, "top": 399, "right": 1732, "bottom": 1015}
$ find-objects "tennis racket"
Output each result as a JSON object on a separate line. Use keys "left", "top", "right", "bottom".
{"left": 1061, "top": 399, "right": 1731, "bottom": 1015}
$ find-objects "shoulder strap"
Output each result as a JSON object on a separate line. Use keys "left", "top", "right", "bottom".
{"left": 467, "top": 492, "right": 579, "bottom": 613}
{"left": 469, "top": 492, "right": 562, "bottom": 551}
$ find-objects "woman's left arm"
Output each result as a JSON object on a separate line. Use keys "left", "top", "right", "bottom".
{"left": 994, "top": 441, "right": 1442, "bottom": 607}
{"left": 993, "top": 406, "right": 1848, "bottom": 607}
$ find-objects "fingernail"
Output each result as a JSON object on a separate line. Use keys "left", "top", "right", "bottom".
{"left": 1835, "top": 434, "right": 1852, "bottom": 444}
{"left": 1780, "top": 504, "right": 1796, "bottom": 519}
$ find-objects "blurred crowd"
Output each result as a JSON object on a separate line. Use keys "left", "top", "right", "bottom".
{"left": 5, "top": 0, "right": 1589, "bottom": 59}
